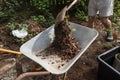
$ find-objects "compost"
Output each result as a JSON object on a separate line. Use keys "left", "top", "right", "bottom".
{"left": 36, "top": 19, "right": 80, "bottom": 62}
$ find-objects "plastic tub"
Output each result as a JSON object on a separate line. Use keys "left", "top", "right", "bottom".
{"left": 97, "top": 46, "right": 120, "bottom": 80}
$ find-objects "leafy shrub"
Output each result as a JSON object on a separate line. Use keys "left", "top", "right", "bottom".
{"left": 31, "top": 15, "right": 46, "bottom": 23}
{"left": 0, "top": 0, "right": 22, "bottom": 22}
{"left": 75, "top": 9, "right": 88, "bottom": 21}
{"left": 114, "top": 0, "right": 120, "bottom": 17}
{"left": 74, "top": 0, "right": 88, "bottom": 21}
{"left": 30, "top": 0, "right": 50, "bottom": 13}
{"left": 111, "top": 0, "right": 120, "bottom": 29}
{"left": 0, "top": 0, "right": 33, "bottom": 22}
{"left": 7, "top": 22, "right": 28, "bottom": 31}
{"left": 30, "top": 13, "right": 54, "bottom": 27}
{"left": 0, "top": 0, "right": 120, "bottom": 24}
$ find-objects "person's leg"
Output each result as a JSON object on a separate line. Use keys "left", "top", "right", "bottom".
{"left": 100, "top": 17, "right": 113, "bottom": 41}
{"left": 88, "top": 0, "right": 97, "bottom": 28}
{"left": 88, "top": 16, "right": 96, "bottom": 28}
{"left": 100, "top": 17, "right": 112, "bottom": 29}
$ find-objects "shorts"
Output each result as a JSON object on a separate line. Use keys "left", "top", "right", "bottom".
{"left": 88, "top": 0, "right": 114, "bottom": 17}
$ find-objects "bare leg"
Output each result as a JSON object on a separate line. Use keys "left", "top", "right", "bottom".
{"left": 100, "top": 17, "right": 113, "bottom": 41}
{"left": 100, "top": 17, "right": 112, "bottom": 30}
{"left": 88, "top": 16, "right": 96, "bottom": 28}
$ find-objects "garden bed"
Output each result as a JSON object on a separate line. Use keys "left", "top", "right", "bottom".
{"left": 0, "top": 19, "right": 117, "bottom": 80}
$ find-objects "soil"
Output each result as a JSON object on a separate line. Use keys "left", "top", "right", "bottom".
{"left": 0, "top": 18, "right": 118, "bottom": 80}
{"left": 36, "top": 20, "right": 80, "bottom": 70}
{"left": 37, "top": 20, "right": 80, "bottom": 59}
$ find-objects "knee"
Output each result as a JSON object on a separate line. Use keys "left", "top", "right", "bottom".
{"left": 88, "top": 16, "right": 95, "bottom": 22}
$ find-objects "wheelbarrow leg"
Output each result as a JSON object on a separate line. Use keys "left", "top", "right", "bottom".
{"left": 55, "top": 75, "right": 62, "bottom": 80}
{"left": 55, "top": 72, "right": 67, "bottom": 80}
{"left": 64, "top": 72, "right": 67, "bottom": 80}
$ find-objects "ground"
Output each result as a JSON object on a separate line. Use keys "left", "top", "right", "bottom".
{"left": 0, "top": 18, "right": 117, "bottom": 80}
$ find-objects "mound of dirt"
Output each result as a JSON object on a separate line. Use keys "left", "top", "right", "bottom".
{"left": 37, "top": 20, "right": 80, "bottom": 61}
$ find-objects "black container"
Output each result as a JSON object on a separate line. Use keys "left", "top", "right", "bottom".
{"left": 97, "top": 46, "right": 120, "bottom": 80}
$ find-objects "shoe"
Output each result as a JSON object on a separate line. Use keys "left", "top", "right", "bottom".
{"left": 105, "top": 32, "right": 113, "bottom": 42}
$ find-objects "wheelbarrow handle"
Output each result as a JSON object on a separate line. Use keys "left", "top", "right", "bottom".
{"left": 0, "top": 48, "right": 22, "bottom": 55}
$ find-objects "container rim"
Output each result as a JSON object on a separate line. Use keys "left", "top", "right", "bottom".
{"left": 97, "top": 45, "right": 120, "bottom": 75}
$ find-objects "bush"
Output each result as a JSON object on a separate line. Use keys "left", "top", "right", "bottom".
{"left": 0, "top": 0, "right": 22, "bottom": 22}
{"left": 30, "top": 13, "right": 54, "bottom": 27}
{"left": 30, "top": 0, "right": 50, "bottom": 13}
{"left": 72, "top": 0, "right": 88, "bottom": 21}
{"left": 0, "top": 0, "right": 119, "bottom": 24}
{"left": 111, "top": 0, "right": 120, "bottom": 27}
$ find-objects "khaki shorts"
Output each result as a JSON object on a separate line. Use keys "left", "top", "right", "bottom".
{"left": 88, "top": 0, "right": 114, "bottom": 17}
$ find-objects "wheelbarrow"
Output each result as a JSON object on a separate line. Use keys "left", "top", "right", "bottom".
{"left": 20, "top": 22, "right": 98, "bottom": 75}
{"left": 5, "top": 22, "right": 97, "bottom": 80}
{"left": 0, "top": 0, "right": 98, "bottom": 79}
{"left": 0, "top": 0, "right": 81, "bottom": 79}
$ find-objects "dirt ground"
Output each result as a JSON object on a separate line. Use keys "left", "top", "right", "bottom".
{"left": 0, "top": 18, "right": 118, "bottom": 80}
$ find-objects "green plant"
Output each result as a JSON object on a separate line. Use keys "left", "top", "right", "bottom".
{"left": 46, "top": 13, "right": 54, "bottom": 26}
{"left": 75, "top": 9, "right": 88, "bottom": 21}
{"left": 111, "top": 0, "right": 120, "bottom": 27}
{"left": 14, "top": 38, "right": 27, "bottom": 44}
{"left": 30, "top": 16, "right": 38, "bottom": 21}
{"left": 30, "top": 0, "right": 50, "bottom": 13}
{"left": 112, "top": 14, "right": 120, "bottom": 26}
{"left": 7, "top": 22, "right": 29, "bottom": 44}
{"left": 18, "top": 24, "right": 28, "bottom": 30}
{"left": 0, "top": 0, "right": 22, "bottom": 22}
{"left": 30, "top": 14, "right": 54, "bottom": 27}
{"left": 114, "top": 0, "right": 120, "bottom": 17}
{"left": 31, "top": 15, "right": 46, "bottom": 23}
{"left": 72, "top": 0, "right": 88, "bottom": 21}
{"left": 103, "top": 43, "right": 113, "bottom": 49}
{"left": 7, "top": 22, "right": 16, "bottom": 31}
{"left": 7, "top": 22, "right": 28, "bottom": 31}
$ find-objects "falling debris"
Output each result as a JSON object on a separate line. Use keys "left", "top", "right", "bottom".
{"left": 36, "top": 6, "right": 80, "bottom": 69}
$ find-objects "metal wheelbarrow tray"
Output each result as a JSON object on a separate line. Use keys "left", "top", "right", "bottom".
{"left": 20, "top": 22, "right": 98, "bottom": 74}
